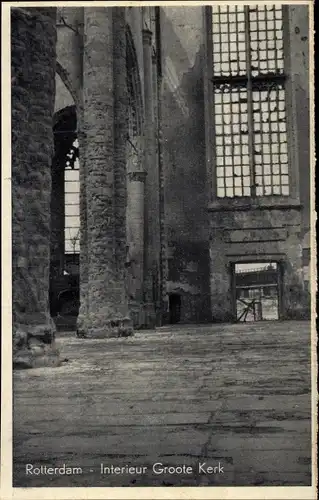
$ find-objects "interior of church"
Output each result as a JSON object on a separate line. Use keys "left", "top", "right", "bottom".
{"left": 11, "top": 5, "right": 312, "bottom": 368}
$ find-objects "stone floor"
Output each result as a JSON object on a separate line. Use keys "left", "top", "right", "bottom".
{"left": 13, "top": 320, "right": 312, "bottom": 487}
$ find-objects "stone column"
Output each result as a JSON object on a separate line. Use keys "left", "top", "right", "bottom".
{"left": 11, "top": 7, "right": 60, "bottom": 368}
{"left": 126, "top": 166, "right": 147, "bottom": 321}
{"left": 142, "top": 29, "right": 157, "bottom": 325}
{"left": 155, "top": 7, "right": 169, "bottom": 325}
{"left": 50, "top": 159, "right": 65, "bottom": 317}
{"left": 50, "top": 160, "right": 65, "bottom": 278}
{"left": 78, "top": 7, "right": 132, "bottom": 338}
{"left": 151, "top": 52, "right": 162, "bottom": 321}
{"left": 125, "top": 29, "right": 148, "bottom": 327}
{"left": 113, "top": 8, "right": 131, "bottom": 295}
{"left": 76, "top": 9, "right": 89, "bottom": 336}
{"left": 76, "top": 110, "right": 89, "bottom": 333}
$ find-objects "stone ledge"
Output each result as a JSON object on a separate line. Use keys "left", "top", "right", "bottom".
{"left": 208, "top": 197, "right": 302, "bottom": 213}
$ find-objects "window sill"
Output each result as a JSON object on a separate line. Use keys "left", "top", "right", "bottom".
{"left": 207, "top": 196, "right": 302, "bottom": 212}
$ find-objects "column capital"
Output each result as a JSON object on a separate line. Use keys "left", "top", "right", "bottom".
{"left": 142, "top": 28, "right": 153, "bottom": 46}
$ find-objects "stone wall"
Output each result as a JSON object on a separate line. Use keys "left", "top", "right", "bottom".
{"left": 167, "top": 242, "right": 211, "bottom": 323}
{"left": 56, "top": 7, "right": 83, "bottom": 107}
{"left": 204, "top": 5, "right": 311, "bottom": 322}
{"left": 208, "top": 205, "right": 309, "bottom": 321}
{"left": 288, "top": 6, "right": 311, "bottom": 238}
{"left": 160, "top": 7, "right": 211, "bottom": 323}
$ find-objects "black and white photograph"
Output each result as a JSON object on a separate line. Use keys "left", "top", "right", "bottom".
{"left": 1, "top": 0, "right": 316, "bottom": 498}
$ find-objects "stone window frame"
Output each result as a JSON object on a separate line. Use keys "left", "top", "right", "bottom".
{"left": 204, "top": 4, "right": 300, "bottom": 208}
{"left": 229, "top": 258, "right": 285, "bottom": 320}
{"left": 64, "top": 153, "right": 80, "bottom": 255}
{"left": 52, "top": 105, "right": 80, "bottom": 257}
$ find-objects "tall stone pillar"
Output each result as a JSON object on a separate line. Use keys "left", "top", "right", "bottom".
{"left": 126, "top": 162, "right": 146, "bottom": 325}
{"left": 76, "top": 112, "right": 89, "bottom": 332}
{"left": 78, "top": 7, "right": 132, "bottom": 338}
{"left": 113, "top": 8, "right": 133, "bottom": 305}
{"left": 76, "top": 8, "right": 89, "bottom": 336}
{"left": 125, "top": 33, "right": 147, "bottom": 326}
{"left": 50, "top": 161, "right": 65, "bottom": 278}
{"left": 11, "top": 7, "right": 60, "bottom": 368}
{"left": 155, "top": 7, "right": 169, "bottom": 325}
{"left": 151, "top": 52, "right": 161, "bottom": 322}
{"left": 142, "top": 29, "right": 157, "bottom": 326}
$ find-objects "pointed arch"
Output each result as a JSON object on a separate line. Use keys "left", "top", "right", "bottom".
{"left": 53, "top": 105, "right": 77, "bottom": 170}
{"left": 56, "top": 60, "right": 79, "bottom": 108}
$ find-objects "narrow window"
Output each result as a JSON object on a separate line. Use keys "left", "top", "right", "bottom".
{"left": 64, "top": 139, "right": 80, "bottom": 255}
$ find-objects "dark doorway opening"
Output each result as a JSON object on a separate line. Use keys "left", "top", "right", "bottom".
{"left": 234, "top": 262, "right": 280, "bottom": 322}
{"left": 169, "top": 294, "right": 181, "bottom": 324}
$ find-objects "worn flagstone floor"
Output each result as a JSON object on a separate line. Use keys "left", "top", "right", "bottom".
{"left": 13, "top": 320, "right": 312, "bottom": 487}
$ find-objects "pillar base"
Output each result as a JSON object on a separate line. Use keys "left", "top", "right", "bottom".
{"left": 13, "top": 322, "right": 60, "bottom": 369}
{"left": 128, "top": 301, "right": 158, "bottom": 329}
{"left": 76, "top": 316, "right": 133, "bottom": 339}
{"left": 129, "top": 301, "right": 145, "bottom": 329}
{"left": 143, "top": 302, "right": 157, "bottom": 329}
